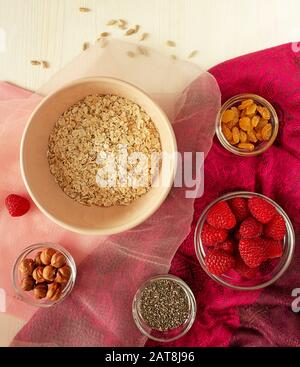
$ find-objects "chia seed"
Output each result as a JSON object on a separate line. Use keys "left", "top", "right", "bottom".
{"left": 139, "top": 279, "right": 189, "bottom": 331}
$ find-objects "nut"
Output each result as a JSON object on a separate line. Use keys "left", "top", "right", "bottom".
{"left": 55, "top": 265, "right": 71, "bottom": 283}
{"left": 34, "top": 251, "right": 43, "bottom": 266}
{"left": 40, "top": 248, "right": 56, "bottom": 265}
{"left": 51, "top": 251, "right": 66, "bottom": 268}
{"left": 33, "top": 283, "right": 48, "bottom": 299}
{"left": 32, "top": 266, "right": 45, "bottom": 283}
{"left": 43, "top": 265, "right": 56, "bottom": 282}
{"left": 20, "top": 276, "right": 35, "bottom": 291}
{"left": 19, "top": 259, "right": 35, "bottom": 276}
{"left": 46, "top": 283, "right": 62, "bottom": 301}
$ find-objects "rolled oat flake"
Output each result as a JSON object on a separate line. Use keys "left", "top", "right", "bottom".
{"left": 140, "top": 279, "right": 189, "bottom": 331}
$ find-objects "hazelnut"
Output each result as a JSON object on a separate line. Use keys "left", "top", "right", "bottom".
{"left": 33, "top": 283, "right": 47, "bottom": 299}
{"left": 32, "top": 266, "right": 45, "bottom": 283}
{"left": 19, "top": 258, "right": 35, "bottom": 276}
{"left": 43, "top": 265, "right": 56, "bottom": 282}
{"left": 55, "top": 265, "right": 71, "bottom": 283}
{"left": 51, "top": 251, "right": 66, "bottom": 268}
{"left": 20, "top": 276, "right": 35, "bottom": 291}
{"left": 46, "top": 282, "right": 61, "bottom": 301}
{"left": 34, "top": 251, "right": 43, "bottom": 266}
{"left": 40, "top": 248, "right": 56, "bottom": 265}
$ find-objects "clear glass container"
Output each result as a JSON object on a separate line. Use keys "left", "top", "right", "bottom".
{"left": 194, "top": 191, "right": 295, "bottom": 290}
{"left": 216, "top": 94, "right": 279, "bottom": 156}
{"left": 132, "top": 274, "right": 197, "bottom": 342}
{"left": 12, "top": 243, "right": 76, "bottom": 307}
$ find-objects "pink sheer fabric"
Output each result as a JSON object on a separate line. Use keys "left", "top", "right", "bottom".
{"left": 0, "top": 39, "right": 220, "bottom": 345}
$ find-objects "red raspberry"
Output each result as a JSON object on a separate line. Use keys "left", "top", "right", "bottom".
{"left": 201, "top": 223, "right": 228, "bottom": 246}
{"left": 239, "top": 217, "right": 263, "bottom": 239}
{"left": 5, "top": 194, "right": 30, "bottom": 217}
{"left": 205, "top": 249, "right": 235, "bottom": 276}
{"left": 263, "top": 238, "right": 283, "bottom": 259}
{"left": 207, "top": 201, "right": 236, "bottom": 229}
{"left": 239, "top": 238, "right": 266, "bottom": 268}
{"left": 216, "top": 240, "right": 235, "bottom": 254}
{"left": 248, "top": 197, "right": 276, "bottom": 224}
{"left": 264, "top": 213, "right": 286, "bottom": 240}
{"left": 229, "top": 197, "right": 250, "bottom": 222}
{"left": 234, "top": 256, "right": 258, "bottom": 279}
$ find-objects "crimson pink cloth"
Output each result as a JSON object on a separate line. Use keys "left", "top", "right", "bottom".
{"left": 148, "top": 43, "right": 300, "bottom": 347}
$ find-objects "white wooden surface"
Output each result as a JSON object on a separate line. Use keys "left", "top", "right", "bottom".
{"left": 0, "top": 0, "right": 299, "bottom": 346}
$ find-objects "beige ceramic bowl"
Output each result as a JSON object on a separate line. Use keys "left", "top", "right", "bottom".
{"left": 20, "top": 77, "right": 177, "bottom": 235}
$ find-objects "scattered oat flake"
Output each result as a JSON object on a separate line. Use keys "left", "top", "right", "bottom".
{"left": 79, "top": 7, "right": 90, "bottom": 12}
{"left": 100, "top": 32, "right": 110, "bottom": 37}
{"left": 106, "top": 19, "right": 117, "bottom": 26}
{"left": 127, "top": 51, "right": 135, "bottom": 58}
{"left": 125, "top": 28, "right": 135, "bottom": 36}
{"left": 170, "top": 54, "right": 177, "bottom": 60}
{"left": 188, "top": 50, "right": 198, "bottom": 58}
{"left": 41, "top": 60, "right": 49, "bottom": 69}
{"left": 30, "top": 60, "right": 41, "bottom": 66}
{"left": 97, "top": 38, "right": 108, "bottom": 48}
{"left": 82, "top": 42, "right": 90, "bottom": 51}
{"left": 118, "top": 19, "right": 127, "bottom": 29}
{"left": 166, "top": 40, "right": 176, "bottom": 47}
{"left": 137, "top": 46, "right": 148, "bottom": 56}
{"left": 139, "top": 32, "right": 148, "bottom": 41}
{"left": 134, "top": 25, "right": 140, "bottom": 32}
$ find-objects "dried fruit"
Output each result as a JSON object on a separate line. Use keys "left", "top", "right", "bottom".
{"left": 33, "top": 283, "right": 48, "bottom": 299}
{"left": 237, "top": 143, "right": 255, "bottom": 151}
{"left": 201, "top": 223, "right": 228, "bottom": 246}
{"left": 229, "top": 197, "right": 250, "bottom": 222}
{"left": 205, "top": 250, "right": 235, "bottom": 276}
{"left": 46, "top": 283, "right": 62, "bottom": 301}
{"left": 51, "top": 252, "right": 66, "bottom": 268}
{"left": 5, "top": 194, "right": 30, "bottom": 217}
{"left": 222, "top": 125, "right": 232, "bottom": 141}
{"left": 261, "top": 123, "right": 272, "bottom": 140}
{"left": 248, "top": 197, "right": 276, "bottom": 224}
{"left": 20, "top": 276, "right": 35, "bottom": 291}
{"left": 207, "top": 201, "right": 236, "bottom": 229}
{"left": 40, "top": 248, "right": 56, "bottom": 265}
{"left": 247, "top": 129, "right": 258, "bottom": 143}
{"left": 232, "top": 127, "right": 240, "bottom": 144}
{"left": 55, "top": 265, "right": 71, "bottom": 283}
{"left": 34, "top": 252, "right": 43, "bottom": 266}
{"left": 239, "top": 217, "right": 263, "bottom": 239}
{"left": 19, "top": 259, "right": 35, "bottom": 276}
{"left": 239, "top": 117, "right": 251, "bottom": 132}
{"left": 264, "top": 213, "right": 286, "bottom": 240}
{"left": 238, "top": 99, "right": 253, "bottom": 110}
{"left": 32, "top": 266, "right": 45, "bottom": 283}
{"left": 43, "top": 265, "right": 56, "bottom": 282}
{"left": 251, "top": 115, "right": 260, "bottom": 128}
{"left": 246, "top": 103, "right": 257, "bottom": 116}
{"left": 239, "top": 238, "right": 266, "bottom": 268}
{"left": 239, "top": 130, "right": 247, "bottom": 143}
{"left": 222, "top": 110, "right": 235, "bottom": 123}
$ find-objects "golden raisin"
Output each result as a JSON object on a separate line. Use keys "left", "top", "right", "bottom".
{"left": 232, "top": 127, "right": 240, "bottom": 144}
{"left": 246, "top": 103, "right": 257, "bottom": 116}
{"left": 222, "top": 109, "right": 235, "bottom": 123}
{"left": 256, "top": 118, "right": 268, "bottom": 131}
{"left": 239, "top": 117, "right": 251, "bottom": 132}
{"left": 261, "top": 123, "right": 272, "bottom": 140}
{"left": 255, "top": 131, "right": 263, "bottom": 141}
{"left": 247, "top": 130, "right": 258, "bottom": 143}
{"left": 261, "top": 107, "right": 271, "bottom": 120}
{"left": 238, "top": 99, "right": 253, "bottom": 110}
{"left": 240, "top": 130, "right": 248, "bottom": 143}
{"left": 251, "top": 115, "right": 260, "bottom": 128}
{"left": 227, "top": 119, "right": 238, "bottom": 129}
{"left": 237, "top": 143, "right": 255, "bottom": 151}
{"left": 222, "top": 125, "right": 232, "bottom": 141}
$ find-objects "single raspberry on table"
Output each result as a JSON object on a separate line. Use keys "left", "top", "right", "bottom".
{"left": 201, "top": 223, "right": 228, "bottom": 246}
{"left": 207, "top": 201, "right": 236, "bottom": 229}
{"left": 239, "top": 238, "right": 266, "bottom": 268}
{"left": 264, "top": 213, "right": 286, "bottom": 240}
{"left": 5, "top": 194, "right": 30, "bottom": 217}
{"left": 239, "top": 217, "right": 263, "bottom": 239}
{"left": 248, "top": 197, "right": 276, "bottom": 224}
{"left": 234, "top": 256, "right": 258, "bottom": 279}
{"left": 229, "top": 197, "right": 250, "bottom": 222}
{"left": 205, "top": 249, "right": 235, "bottom": 276}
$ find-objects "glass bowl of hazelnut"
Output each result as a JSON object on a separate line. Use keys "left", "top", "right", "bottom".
{"left": 216, "top": 94, "right": 279, "bottom": 156}
{"left": 12, "top": 243, "right": 76, "bottom": 307}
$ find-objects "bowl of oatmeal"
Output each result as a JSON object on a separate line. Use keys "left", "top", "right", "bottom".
{"left": 20, "top": 77, "right": 177, "bottom": 235}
